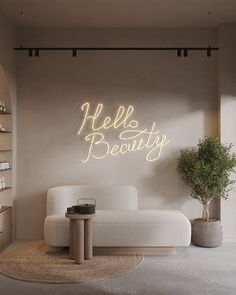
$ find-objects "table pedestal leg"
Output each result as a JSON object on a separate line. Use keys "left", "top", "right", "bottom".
{"left": 69, "top": 219, "right": 75, "bottom": 259}
{"left": 84, "top": 218, "right": 93, "bottom": 260}
{"left": 75, "top": 219, "right": 84, "bottom": 264}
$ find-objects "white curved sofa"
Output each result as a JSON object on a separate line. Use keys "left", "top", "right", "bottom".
{"left": 44, "top": 185, "right": 191, "bottom": 253}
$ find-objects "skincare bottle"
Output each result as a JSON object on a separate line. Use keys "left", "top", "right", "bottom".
{"left": 0, "top": 178, "right": 2, "bottom": 190}
{"left": 2, "top": 102, "right": 6, "bottom": 112}
{"left": 0, "top": 101, "right": 2, "bottom": 111}
{"left": 1, "top": 177, "right": 5, "bottom": 189}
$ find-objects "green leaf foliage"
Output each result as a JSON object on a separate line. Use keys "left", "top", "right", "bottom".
{"left": 177, "top": 137, "right": 236, "bottom": 205}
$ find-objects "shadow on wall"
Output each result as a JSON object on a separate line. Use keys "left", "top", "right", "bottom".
{"left": 141, "top": 150, "right": 190, "bottom": 209}
{"left": 141, "top": 149, "right": 219, "bottom": 219}
{"left": 16, "top": 191, "right": 47, "bottom": 240}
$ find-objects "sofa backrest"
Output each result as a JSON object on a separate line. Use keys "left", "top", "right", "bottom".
{"left": 47, "top": 185, "right": 138, "bottom": 216}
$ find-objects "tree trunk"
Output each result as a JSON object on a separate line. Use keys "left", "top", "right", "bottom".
{"left": 202, "top": 202, "right": 210, "bottom": 221}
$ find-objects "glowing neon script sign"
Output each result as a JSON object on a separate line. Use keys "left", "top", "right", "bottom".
{"left": 77, "top": 102, "right": 170, "bottom": 163}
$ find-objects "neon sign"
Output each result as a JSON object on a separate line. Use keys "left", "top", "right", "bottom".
{"left": 77, "top": 102, "right": 170, "bottom": 163}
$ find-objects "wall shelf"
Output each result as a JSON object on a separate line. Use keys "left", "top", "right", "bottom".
{"left": 0, "top": 187, "right": 12, "bottom": 192}
{"left": 0, "top": 206, "right": 11, "bottom": 214}
{"left": 0, "top": 169, "right": 11, "bottom": 172}
{"left": 0, "top": 131, "right": 11, "bottom": 133}
{"left": 0, "top": 111, "right": 11, "bottom": 115}
{"left": 0, "top": 150, "right": 12, "bottom": 152}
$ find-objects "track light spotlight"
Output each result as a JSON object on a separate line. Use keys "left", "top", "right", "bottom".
{"left": 207, "top": 46, "right": 211, "bottom": 57}
{"left": 35, "top": 49, "right": 39, "bottom": 57}
{"left": 72, "top": 49, "right": 77, "bottom": 57}
{"left": 28, "top": 49, "right": 33, "bottom": 57}
{"left": 183, "top": 49, "right": 188, "bottom": 57}
{"left": 177, "top": 49, "right": 181, "bottom": 57}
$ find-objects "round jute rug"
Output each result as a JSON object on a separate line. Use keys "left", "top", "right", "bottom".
{"left": 0, "top": 241, "right": 143, "bottom": 284}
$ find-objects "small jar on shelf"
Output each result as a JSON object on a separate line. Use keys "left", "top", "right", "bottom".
{"left": 0, "top": 124, "right": 6, "bottom": 131}
{"left": 1, "top": 177, "right": 6, "bottom": 189}
{"left": 0, "top": 101, "right": 7, "bottom": 112}
{"left": 0, "top": 177, "right": 6, "bottom": 189}
{"left": 0, "top": 161, "right": 10, "bottom": 170}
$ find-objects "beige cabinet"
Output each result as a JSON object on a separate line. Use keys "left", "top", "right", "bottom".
{"left": 0, "top": 206, "right": 12, "bottom": 252}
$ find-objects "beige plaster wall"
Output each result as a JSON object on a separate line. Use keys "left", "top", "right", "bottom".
{"left": 219, "top": 24, "right": 236, "bottom": 242}
{"left": 16, "top": 28, "right": 218, "bottom": 240}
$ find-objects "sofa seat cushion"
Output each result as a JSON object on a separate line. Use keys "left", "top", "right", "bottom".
{"left": 44, "top": 210, "right": 191, "bottom": 247}
{"left": 44, "top": 215, "right": 70, "bottom": 247}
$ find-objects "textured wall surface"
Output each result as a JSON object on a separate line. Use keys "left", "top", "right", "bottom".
{"left": 219, "top": 24, "right": 236, "bottom": 242}
{"left": 16, "top": 28, "right": 218, "bottom": 239}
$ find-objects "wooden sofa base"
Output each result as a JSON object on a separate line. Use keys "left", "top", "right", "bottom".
{"left": 93, "top": 247, "right": 176, "bottom": 255}
{"left": 46, "top": 245, "right": 176, "bottom": 255}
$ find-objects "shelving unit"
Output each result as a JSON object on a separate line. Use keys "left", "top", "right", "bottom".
{"left": 0, "top": 65, "right": 13, "bottom": 247}
{"left": 0, "top": 65, "right": 13, "bottom": 209}
{"left": 0, "top": 117, "right": 12, "bottom": 194}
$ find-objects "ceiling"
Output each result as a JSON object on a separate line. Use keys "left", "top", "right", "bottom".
{"left": 0, "top": 0, "right": 236, "bottom": 28}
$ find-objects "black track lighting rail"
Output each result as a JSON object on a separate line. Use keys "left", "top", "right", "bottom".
{"left": 14, "top": 46, "right": 219, "bottom": 57}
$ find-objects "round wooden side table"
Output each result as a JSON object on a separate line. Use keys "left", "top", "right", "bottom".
{"left": 65, "top": 213, "right": 95, "bottom": 264}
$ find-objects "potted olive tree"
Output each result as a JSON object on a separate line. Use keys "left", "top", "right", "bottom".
{"left": 177, "top": 137, "right": 236, "bottom": 247}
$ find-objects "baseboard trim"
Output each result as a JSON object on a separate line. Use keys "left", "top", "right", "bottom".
{"left": 93, "top": 247, "right": 176, "bottom": 255}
